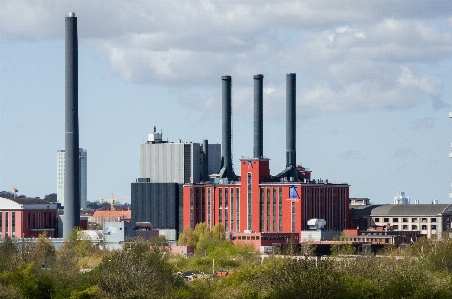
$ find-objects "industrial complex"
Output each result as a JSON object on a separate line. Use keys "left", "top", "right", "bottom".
{"left": 1, "top": 12, "right": 452, "bottom": 254}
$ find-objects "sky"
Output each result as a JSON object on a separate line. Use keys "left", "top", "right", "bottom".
{"left": 1, "top": 1, "right": 452, "bottom": 205}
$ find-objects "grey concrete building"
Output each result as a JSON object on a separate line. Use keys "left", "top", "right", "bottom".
{"left": 132, "top": 128, "right": 221, "bottom": 233}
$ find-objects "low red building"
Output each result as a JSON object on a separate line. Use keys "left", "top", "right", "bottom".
{"left": 0, "top": 197, "right": 58, "bottom": 238}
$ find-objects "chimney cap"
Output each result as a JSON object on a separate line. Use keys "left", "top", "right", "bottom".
{"left": 221, "top": 75, "right": 231, "bottom": 80}
{"left": 68, "top": 12, "right": 76, "bottom": 17}
{"left": 253, "top": 74, "right": 264, "bottom": 79}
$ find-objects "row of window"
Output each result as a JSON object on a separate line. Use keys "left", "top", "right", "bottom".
{"left": 374, "top": 217, "right": 437, "bottom": 223}
{"left": 391, "top": 224, "right": 437, "bottom": 231}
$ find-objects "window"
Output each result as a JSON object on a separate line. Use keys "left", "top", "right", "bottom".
{"left": 393, "top": 225, "right": 398, "bottom": 230}
{"left": 431, "top": 218, "right": 437, "bottom": 223}
{"left": 374, "top": 218, "right": 380, "bottom": 223}
{"left": 384, "top": 218, "right": 389, "bottom": 222}
{"left": 393, "top": 218, "right": 399, "bottom": 223}
{"left": 11, "top": 212, "right": 15, "bottom": 236}
{"left": 412, "top": 218, "right": 418, "bottom": 222}
{"left": 422, "top": 218, "right": 427, "bottom": 223}
{"left": 5, "top": 212, "right": 8, "bottom": 236}
{"left": 432, "top": 225, "right": 437, "bottom": 230}
{"left": 421, "top": 225, "right": 427, "bottom": 230}
{"left": 412, "top": 225, "right": 417, "bottom": 230}
{"left": 402, "top": 225, "right": 408, "bottom": 230}
{"left": 402, "top": 218, "right": 408, "bottom": 223}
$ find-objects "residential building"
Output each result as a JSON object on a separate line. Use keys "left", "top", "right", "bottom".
{"left": 57, "top": 148, "right": 87, "bottom": 209}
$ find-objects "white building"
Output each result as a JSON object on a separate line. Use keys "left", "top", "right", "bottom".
{"left": 57, "top": 148, "right": 87, "bottom": 209}
{"left": 370, "top": 204, "right": 452, "bottom": 239}
{"left": 394, "top": 191, "right": 410, "bottom": 205}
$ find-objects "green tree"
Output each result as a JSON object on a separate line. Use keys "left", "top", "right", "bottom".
{"left": 31, "top": 232, "right": 55, "bottom": 269}
{"left": 93, "top": 238, "right": 185, "bottom": 299}
{"left": 43, "top": 193, "right": 57, "bottom": 202}
{"left": 211, "top": 223, "right": 225, "bottom": 241}
{"left": 178, "top": 226, "right": 194, "bottom": 246}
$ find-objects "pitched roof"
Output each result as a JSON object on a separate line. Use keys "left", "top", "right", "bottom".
{"left": 370, "top": 204, "right": 452, "bottom": 216}
{"left": 2, "top": 197, "right": 52, "bottom": 205}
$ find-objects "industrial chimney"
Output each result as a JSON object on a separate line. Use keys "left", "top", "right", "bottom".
{"left": 286, "top": 73, "right": 296, "bottom": 168}
{"left": 253, "top": 74, "right": 264, "bottom": 158}
{"left": 219, "top": 75, "right": 237, "bottom": 180}
{"left": 64, "top": 12, "right": 80, "bottom": 238}
{"left": 276, "top": 73, "right": 306, "bottom": 182}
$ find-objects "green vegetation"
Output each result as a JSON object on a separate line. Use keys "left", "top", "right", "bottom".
{"left": 2, "top": 227, "right": 452, "bottom": 298}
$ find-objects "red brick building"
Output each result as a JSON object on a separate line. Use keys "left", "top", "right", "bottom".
{"left": 183, "top": 158, "right": 350, "bottom": 233}
{"left": 0, "top": 197, "right": 58, "bottom": 238}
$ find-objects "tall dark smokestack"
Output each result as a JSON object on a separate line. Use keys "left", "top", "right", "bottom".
{"left": 253, "top": 74, "right": 264, "bottom": 158}
{"left": 219, "top": 75, "right": 236, "bottom": 180}
{"left": 64, "top": 12, "right": 80, "bottom": 238}
{"left": 202, "top": 139, "right": 209, "bottom": 181}
{"left": 276, "top": 73, "right": 305, "bottom": 182}
{"left": 286, "top": 73, "right": 296, "bottom": 168}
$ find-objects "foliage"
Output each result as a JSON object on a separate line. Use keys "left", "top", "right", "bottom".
{"left": 330, "top": 235, "right": 356, "bottom": 256}
{"left": 92, "top": 238, "right": 185, "bottom": 299}
{"left": 0, "top": 191, "right": 27, "bottom": 198}
{"left": 43, "top": 193, "right": 57, "bottom": 202}
{"left": 5, "top": 228, "right": 452, "bottom": 298}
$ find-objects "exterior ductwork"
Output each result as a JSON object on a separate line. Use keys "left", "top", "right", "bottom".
{"left": 219, "top": 75, "right": 236, "bottom": 180}
{"left": 64, "top": 12, "right": 80, "bottom": 237}
{"left": 253, "top": 74, "right": 264, "bottom": 158}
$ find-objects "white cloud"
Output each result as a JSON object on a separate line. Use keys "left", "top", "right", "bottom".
{"left": 1, "top": 0, "right": 451, "bottom": 118}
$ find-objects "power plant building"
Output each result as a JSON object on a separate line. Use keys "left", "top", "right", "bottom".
{"left": 57, "top": 148, "right": 87, "bottom": 209}
{"left": 131, "top": 128, "right": 221, "bottom": 233}
{"left": 183, "top": 74, "right": 351, "bottom": 233}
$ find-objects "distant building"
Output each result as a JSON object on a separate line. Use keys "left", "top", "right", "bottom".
{"left": 0, "top": 197, "right": 58, "bottom": 238}
{"left": 394, "top": 192, "right": 410, "bottom": 205}
{"left": 370, "top": 204, "right": 452, "bottom": 239}
{"left": 90, "top": 210, "right": 131, "bottom": 226}
{"left": 349, "top": 198, "right": 370, "bottom": 206}
{"left": 57, "top": 148, "right": 87, "bottom": 209}
{"left": 350, "top": 203, "right": 452, "bottom": 239}
{"left": 132, "top": 128, "right": 221, "bottom": 233}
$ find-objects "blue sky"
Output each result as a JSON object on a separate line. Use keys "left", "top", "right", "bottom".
{"left": 1, "top": 1, "right": 452, "bottom": 205}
